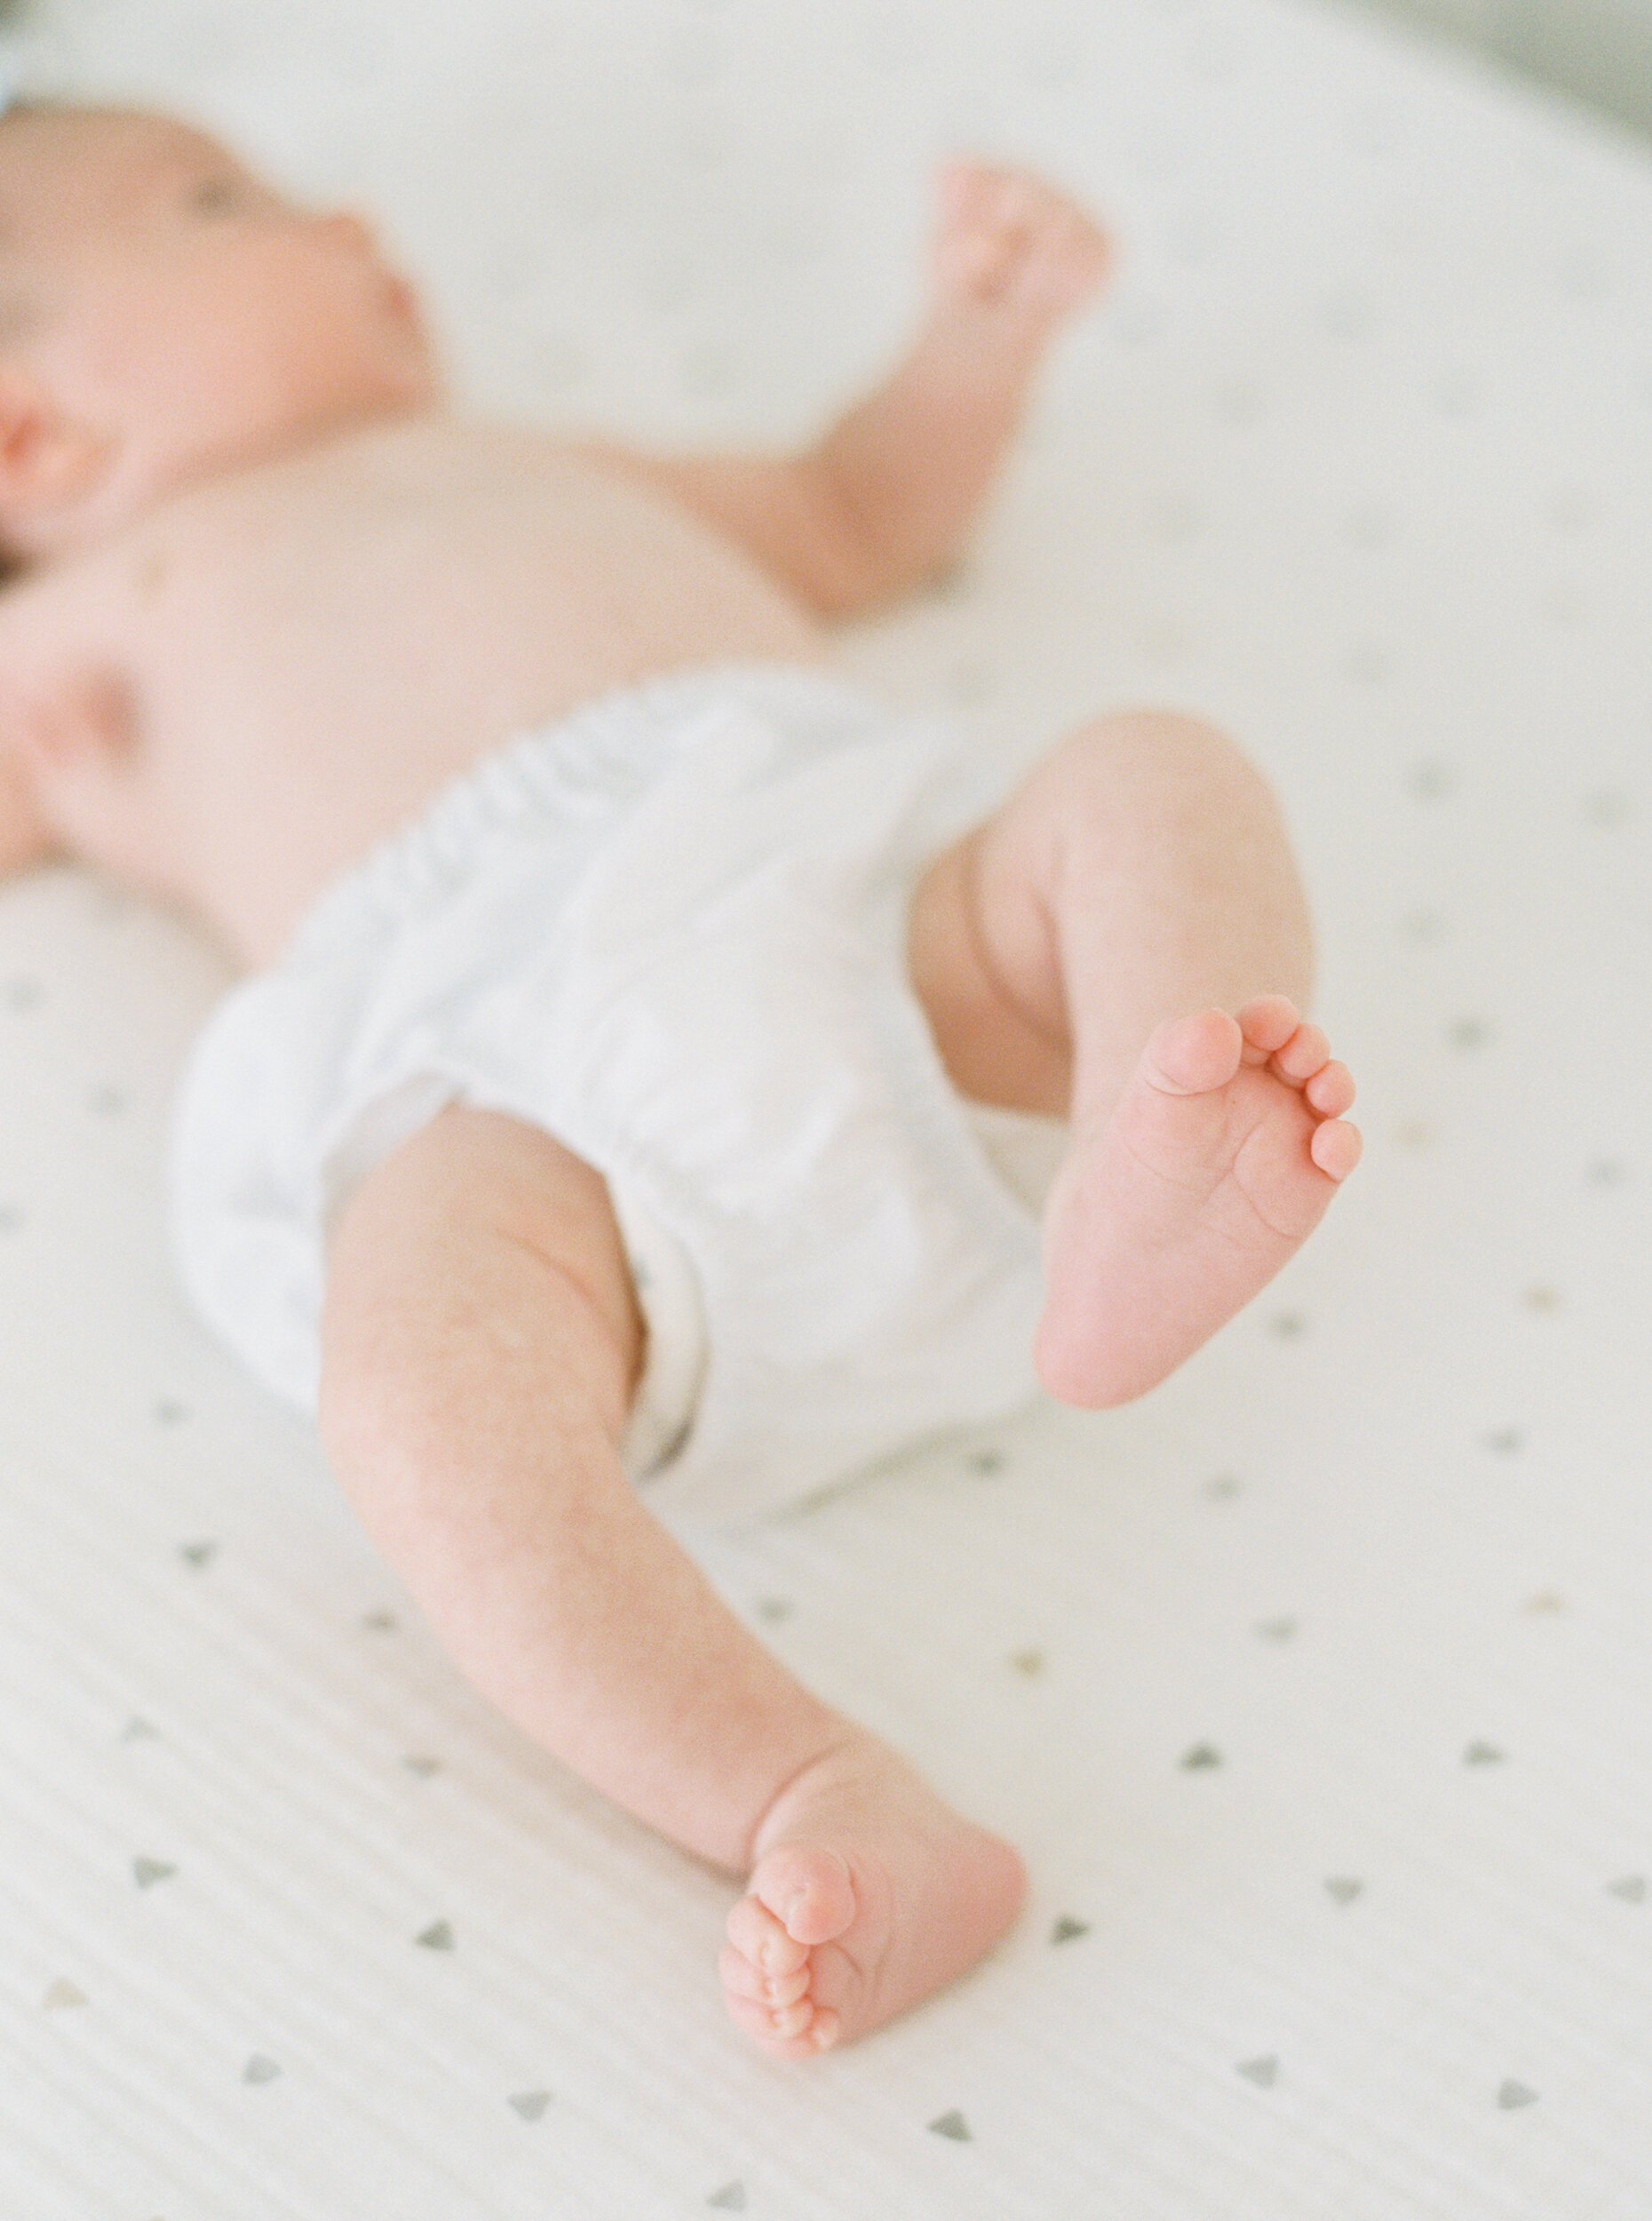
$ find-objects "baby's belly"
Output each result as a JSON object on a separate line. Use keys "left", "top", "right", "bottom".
{"left": 186, "top": 624, "right": 829, "bottom": 967}
{"left": 145, "top": 458, "right": 830, "bottom": 963}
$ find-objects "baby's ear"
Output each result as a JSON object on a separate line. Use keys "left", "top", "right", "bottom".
{"left": 0, "top": 366, "right": 112, "bottom": 526}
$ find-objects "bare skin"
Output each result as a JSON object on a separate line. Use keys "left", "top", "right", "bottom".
{"left": 0, "top": 114, "right": 1359, "bottom": 2056}
{"left": 713, "top": 1007, "right": 1354, "bottom": 2054}
{"left": 0, "top": 126, "right": 1110, "bottom": 965}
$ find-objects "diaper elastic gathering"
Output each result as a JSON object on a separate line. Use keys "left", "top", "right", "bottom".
{"left": 171, "top": 665, "right": 1048, "bottom": 1527}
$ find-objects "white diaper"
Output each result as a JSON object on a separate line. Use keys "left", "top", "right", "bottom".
{"left": 171, "top": 665, "right": 1049, "bottom": 1527}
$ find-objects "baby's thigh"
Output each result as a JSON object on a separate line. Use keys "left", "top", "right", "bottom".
{"left": 322, "top": 1105, "right": 644, "bottom": 1440}
{"left": 906, "top": 824, "right": 1072, "bottom": 1117}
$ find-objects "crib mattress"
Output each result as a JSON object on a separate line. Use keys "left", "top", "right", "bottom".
{"left": 2, "top": 1, "right": 1650, "bottom": 2213}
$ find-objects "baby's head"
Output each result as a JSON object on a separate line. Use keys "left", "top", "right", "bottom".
{"left": 0, "top": 102, "right": 441, "bottom": 566}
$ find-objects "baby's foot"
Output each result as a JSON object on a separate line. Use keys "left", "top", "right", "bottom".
{"left": 720, "top": 1736, "right": 1026, "bottom": 2058}
{"left": 1036, "top": 997, "right": 1361, "bottom": 1408}
{"left": 930, "top": 161, "right": 1113, "bottom": 335}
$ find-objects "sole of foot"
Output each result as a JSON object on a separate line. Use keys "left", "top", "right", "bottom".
{"left": 1034, "top": 996, "right": 1360, "bottom": 1409}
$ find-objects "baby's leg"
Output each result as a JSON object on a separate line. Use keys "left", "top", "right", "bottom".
{"left": 319, "top": 1107, "right": 1023, "bottom": 2056}
{"left": 909, "top": 709, "right": 1360, "bottom": 1405}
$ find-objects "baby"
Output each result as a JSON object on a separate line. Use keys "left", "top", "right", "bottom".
{"left": 0, "top": 102, "right": 1360, "bottom": 2056}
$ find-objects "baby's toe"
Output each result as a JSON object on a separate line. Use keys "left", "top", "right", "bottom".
{"left": 1271, "top": 1021, "right": 1333, "bottom": 1084}
{"left": 726, "top": 1892, "right": 811, "bottom": 1978}
{"left": 1305, "top": 1058, "right": 1356, "bottom": 1118}
{"left": 750, "top": 1843, "right": 857, "bottom": 1947}
{"left": 1309, "top": 1118, "right": 1363, "bottom": 1182}
{"left": 1147, "top": 1007, "right": 1243, "bottom": 1095}
{"left": 723, "top": 1986, "right": 822, "bottom": 2055}
{"left": 719, "top": 1941, "right": 810, "bottom": 2008}
{"left": 1235, "top": 995, "right": 1304, "bottom": 1058}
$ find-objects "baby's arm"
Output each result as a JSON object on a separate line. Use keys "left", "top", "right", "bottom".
{"left": 587, "top": 164, "right": 1110, "bottom": 619}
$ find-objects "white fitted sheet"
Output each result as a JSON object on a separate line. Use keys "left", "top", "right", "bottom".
{"left": 2, "top": 2, "right": 1649, "bottom": 2213}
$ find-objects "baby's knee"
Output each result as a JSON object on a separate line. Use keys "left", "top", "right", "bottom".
{"left": 1054, "top": 705, "right": 1269, "bottom": 806}
{"left": 1028, "top": 706, "right": 1305, "bottom": 924}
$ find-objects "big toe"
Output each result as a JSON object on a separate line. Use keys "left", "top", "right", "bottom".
{"left": 751, "top": 1843, "right": 858, "bottom": 1947}
{"left": 1145, "top": 1007, "right": 1243, "bottom": 1095}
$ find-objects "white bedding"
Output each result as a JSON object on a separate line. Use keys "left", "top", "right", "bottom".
{"left": 3, "top": 2, "right": 1649, "bottom": 2214}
